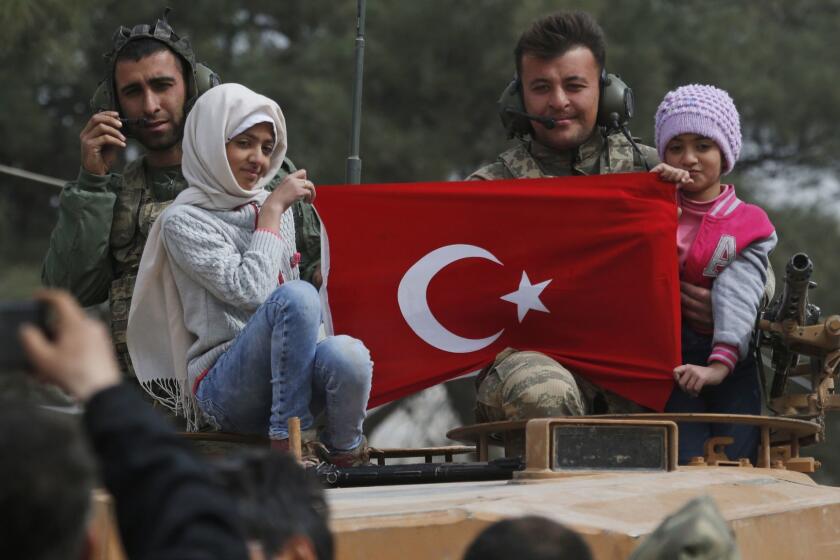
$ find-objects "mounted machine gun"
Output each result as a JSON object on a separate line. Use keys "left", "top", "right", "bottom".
{"left": 757, "top": 253, "right": 840, "bottom": 436}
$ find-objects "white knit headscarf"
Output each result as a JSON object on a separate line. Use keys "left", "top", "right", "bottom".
{"left": 126, "top": 83, "right": 287, "bottom": 426}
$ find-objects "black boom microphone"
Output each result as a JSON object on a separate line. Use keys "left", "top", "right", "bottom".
{"left": 503, "top": 108, "right": 556, "bottom": 129}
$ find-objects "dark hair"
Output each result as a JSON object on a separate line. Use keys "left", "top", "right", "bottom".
{"left": 0, "top": 401, "right": 96, "bottom": 560}
{"left": 514, "top": 11, "right": 606, "bottom": 77}
{"left": 214, "top": 450, "right": 333, "bottom": 560}
{"left": 463, "top": 516, "right": 593, "bottom": 560}
{"left": 115, "top": 38, "right": 187, "bottom": 81}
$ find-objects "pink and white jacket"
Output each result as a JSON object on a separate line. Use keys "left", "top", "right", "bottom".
{"left": 678, "top": 186, "right": 776, "bottom": 371}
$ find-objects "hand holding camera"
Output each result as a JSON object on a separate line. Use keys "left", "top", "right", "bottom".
{"left": 11, "top": 290, "right": 121, "bottom": 402}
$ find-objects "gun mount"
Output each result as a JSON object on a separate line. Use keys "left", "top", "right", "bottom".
{"left": 757, "top": 253, "right": 840, "bottom": 435}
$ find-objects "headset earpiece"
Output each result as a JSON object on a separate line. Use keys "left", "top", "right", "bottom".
{"left": 194, "top": 62, "right": 221, "bottom": 97}
{"left": 89, "top": 80, "right": 113, "bottom": 113}
{"left": 183, "top": 62, "right": 222, "bottom": 113}
{"left": 596, "top": 72, "right": 635, "bottom": 129}
{"left": 497, "top": 76, "right": 534, "bottom": 138}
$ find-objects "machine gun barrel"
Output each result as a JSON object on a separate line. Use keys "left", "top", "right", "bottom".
{"left": 765, "top": 253, "right": 821, "bottom": 400}
{"left": 774, "top": 252, "right": 814, "bottom": 324}
{"left": 315, "top": 457, "right": 524, "bottom": 488}
{"left": 756, "top": 253, "right": 840, "bottom": 421}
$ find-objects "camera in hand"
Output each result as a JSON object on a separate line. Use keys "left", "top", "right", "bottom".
{"left": 0, "top": 300, "right": 51, "bottom": 371}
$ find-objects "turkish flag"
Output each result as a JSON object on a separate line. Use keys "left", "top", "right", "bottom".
{"left": 315, "top": 173, "right": 680, "bottom": 411}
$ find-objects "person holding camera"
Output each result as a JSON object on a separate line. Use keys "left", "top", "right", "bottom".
{"left": 14, "top": 289, "right": 250, "bottom": 560}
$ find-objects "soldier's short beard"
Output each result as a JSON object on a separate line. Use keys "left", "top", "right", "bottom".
{"left": 138, "top": 119, "right": 185, "bottom": 153}
{"left": 536, "top": 123, "right": 596, "bottom": 153}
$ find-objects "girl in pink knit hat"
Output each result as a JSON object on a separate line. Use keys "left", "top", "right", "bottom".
{"left": 652, "top": 84, "right": 777, "bottom": 465}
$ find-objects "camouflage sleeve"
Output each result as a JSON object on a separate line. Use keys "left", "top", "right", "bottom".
{"left": 280, "top": 155, "right": 297, "bottom": 177}
{"left": 265, "top": 156, "right": 298, "bottom": 188}
{"left": 638, "top": 144, "right": 660, "bottom": 170}
{"left": 267, "top": 157, "right": 321, "bottom": 286}
{"left": 41, "top": 168, "right": 116, "bottom": 307}
{"left": 466, "top": 161, "right": 513, "bottom": 181}
{"left": 292, "top": 201, "right": 322, "bottom": 286}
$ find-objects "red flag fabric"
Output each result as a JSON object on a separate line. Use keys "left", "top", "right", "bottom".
{"left": 315, "top": 173, "right": 680, "bottom": 411}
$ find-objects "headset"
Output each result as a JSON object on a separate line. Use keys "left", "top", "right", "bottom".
{"left": 498, "top": 65, "right": 635, "bottom": 139}
{"left": 89, "top": 8, "right": 220, "bottom": 115}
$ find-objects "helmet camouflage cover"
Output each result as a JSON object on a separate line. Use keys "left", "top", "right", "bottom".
{"left": 91, "top": 8, "right": 213, "bottom": 113}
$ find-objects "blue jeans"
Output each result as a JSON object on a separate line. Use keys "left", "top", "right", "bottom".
{"left": 665, "top": 327, "right": 761, "bottom": 465}
{"left": 195, "top": 281, "right": 372, "bottom": 451}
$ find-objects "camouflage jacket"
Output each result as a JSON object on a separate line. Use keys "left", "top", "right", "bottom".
{"left": 468, "top": 130, "right": 659, "bottom": 180}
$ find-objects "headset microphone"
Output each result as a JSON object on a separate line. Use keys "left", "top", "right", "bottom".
{"left": 502, "top": 107, "right": 556, "bottom": 130}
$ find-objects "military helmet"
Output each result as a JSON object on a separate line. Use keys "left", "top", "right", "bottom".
{"left": 90, "top": 8, "right": 220, "bottom": 114}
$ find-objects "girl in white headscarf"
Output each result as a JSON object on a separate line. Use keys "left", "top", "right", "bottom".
{"left": 127, "top": 84, "right": 371, "bottom": 465}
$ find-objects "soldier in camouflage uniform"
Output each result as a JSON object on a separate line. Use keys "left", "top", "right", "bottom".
{"left": 42, "top": 14, "right": 321, "bottom": 377}
{"left": 470, "top": 12, "right": 713, "bottom": 424}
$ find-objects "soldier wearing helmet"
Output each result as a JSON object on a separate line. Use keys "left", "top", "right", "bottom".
{"left": 42, "top": 11, "right": 322, "bottom": 378}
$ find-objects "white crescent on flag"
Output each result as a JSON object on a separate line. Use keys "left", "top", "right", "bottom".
{"left": 397, "top": 244, "right": 505, "bottom": 353}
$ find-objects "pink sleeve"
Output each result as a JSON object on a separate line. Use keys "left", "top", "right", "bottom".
{"left": 708, "top": 343, "right": 738, "bottom": 373}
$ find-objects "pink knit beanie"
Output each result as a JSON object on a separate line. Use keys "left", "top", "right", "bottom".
{"left": 654, "top": 84, "right": 741, "bottom": 175}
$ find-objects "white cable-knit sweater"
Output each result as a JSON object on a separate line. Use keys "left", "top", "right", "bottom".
{"left": 160, "top": 202, "right": 299, "bottom": 386}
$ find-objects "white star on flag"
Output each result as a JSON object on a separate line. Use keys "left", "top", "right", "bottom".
{"left": 500, "top": 271, "right": 552, "bottom": 323}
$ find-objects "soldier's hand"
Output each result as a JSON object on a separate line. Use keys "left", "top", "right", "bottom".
{"left": 312, "top": 264, "right": 323, "bottom": 289}
{"left": 80, "top": 111, "right": 127, "bottom": 176}
{"left": 681, "top": 281, "right": 714, "bottom": 332}
{"left": 19, "top": 290, "right": 121, "bottom": 402}
{"left": 674, "top": 362, "right": 730, "bottom": 396}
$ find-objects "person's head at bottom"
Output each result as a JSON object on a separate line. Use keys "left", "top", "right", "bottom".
{"left": 0, "top": 400, "right": 96, "bottom": 560}
{"left": 463, "top": 515, "right": 593, "bottom": 560}
{"left": 214, "top": 450, "right": 333, "bottom": 560}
